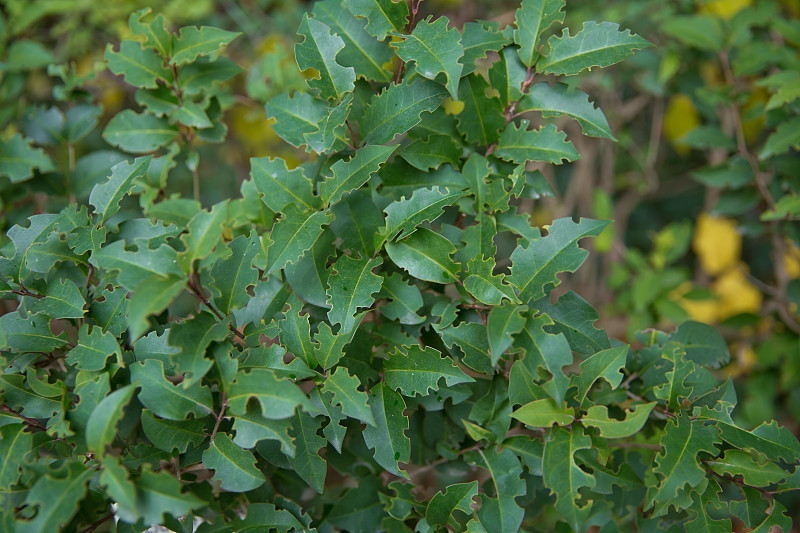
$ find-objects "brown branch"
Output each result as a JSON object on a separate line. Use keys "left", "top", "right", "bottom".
{"left": 1, "top": 404, "right": 46, "bottom": 431}
{"left": 210, "top": 391, "right": 228, "bottom": 442}
{"left": 80, "top": 512, "right": 114, "bottom": 533}
{"left": 187, "top": 273, "right": 246, "bottom": 342}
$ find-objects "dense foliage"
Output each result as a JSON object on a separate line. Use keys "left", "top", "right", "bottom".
{"left": 0, "top": 0, "right": 799, "bottom": 532}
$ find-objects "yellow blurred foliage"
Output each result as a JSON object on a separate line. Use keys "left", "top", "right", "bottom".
{"left": 712, "top": 267, "right": 762, "bottom": 319}
{"left": 663, "top": 94, "right": 700, "bottom": 155}
{"left": 693, "top": 213, "right": 741, "bottom": 275}
{"left": 722, "top": 342, "right": 758, "bottom": 378}
{"left": 699, "top": 0, "right": 752, "bottom": 19}
{"left": 443, "top": 98, "right": 465, "bottom": 115}
{"left": 785, "top": 241, "right": 800, "bottom": 278}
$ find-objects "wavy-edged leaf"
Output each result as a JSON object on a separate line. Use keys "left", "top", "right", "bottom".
{"left": 127, "top": 274, "right": 187, "bottom": 342}
{"left": 581, "top": 403, "right": 656, "bottom": 438}
{"left": 513, "top": 0, "right": 566, "bottom": 66}
{"left": 170, "top": 26, "right": 241, "bottom": 65}
{"left": 489, "top": 46, "right": 528, "bottom": 107}
{"left": 16, "top": 462, "right": 94, "bottom": 533}
{"left": 29, "top": 278, "right": 85, "bottom": 319}
{"left": 461, "top": 21, "right": 510, "bottom": 75}
{"left": 363, "top": 383, "right": 410, "bottom": 478}
{"left": 89, "top": 156, "right": 152, "bottom": 223}
{"left": 321, "top": 144, "right": 396, "bottom": 206}
{"left": 385, "top": 227, "right": 460, "bottom": 284}
{"left": 344, "top": 0, "right": 408, "bottom": 40}
{"left": 105, "top": 41, "right": 170, "bottom": 89}
{"left": 426, "top": 481, "right": 479, "bottom": 529}
{"left": 467, "top": 448, "right": 525, "bottom": 533}
{"left": 288, "top": 411, "right": 327, "bottom": 493}
{"left": 511, "top": 398, "right": 574, "bottom": 427}
{"left": 377, "top": 186, "right": 466, "bottom": 248}
{"left": 0, "top": 425, "right": 32, "bottom": 489}
{"left": 487, "top": 302, "right": 527, "bottom": 365}
{"left": 535, "top": 290, "right": 611, "bottom": 355}
{"left": 361, "top": 78, "right": 448, "bottom": 145}
{"left": 707, "top": 449, "right": 788, "bottom": 488}
{"left": 760, "top": 116, "right": 800, "bottom": 159}
{"left": 264, "top": 204, "right": 333, "bottom": 275}
{"left": 521, "top": 82, "right": 615, "bottom": 139}
{"left": 384, "top": 344, "right": 474, "bottom": 396}
{"left": 326, "top": 254, "right": 383, "bottom": 332}
{"left": 0, "top": 134, "right": 55, "bottom": 183}
{"left": 570, "top": 345, "right": 628, "bottom": 404}
{"left": 102, "top": 110, "right": 179, "bottom": 153}
{"left": 456, "top": 73, "right": 505, "bottom": 146}
{"left": 379, "top": 272, "right": 425, "bottom": 324}
{"left": 265, "top": 92, "right": 328, "bottom": 150}
{"left": 86, "top": 384, "right": 137, "bottom": 454}
{"left": 203, "top": 434, "right": 265, "bottom": 493}
{"left": 495, "top": 120, "right": 578, "bottom": 164}
{"left": 129, "top": 359, "right": 213, "bottom": 420}
{"left": 0, "top": 311, "right": 69, "bottom": 353}
{"left": 231, "top": 413, "right": 294, "bottom": 456}
{"left": 141, "top": 409, "right": 208, "bottom": 453}
{"left": 323, "top": 367, "right": 375, "bottom": 426}
{"left": 399, "top": 135, "right": 461, "bottom": 171}
{"left": 228, "top": 368, "right": 309, "bottom": 420}
{"left": 542, "top": 426, "right": 595, "bottom": 531}
{"left": 65, "top": 324, "right": 121, "bottom": 371}
{"left": 210, "top": 232, "right": 260, "bottom": 315}
{"left": 250, "top": 156, "right": 317, "bottom": 212}
{"left": 513, "top": 313, "right": 572, "bottom": 405}
{"left": 296, "top": 14, "right": 356, "bottom": 100}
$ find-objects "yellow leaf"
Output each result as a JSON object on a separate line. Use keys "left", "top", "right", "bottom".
{"left": 663, "top": 94, "right": 700, "bottom": 155}
{"left": 712, "top": 267, "right": 762, "bottom": 319}
{"left": 692, "top": 213, "right": 741, "bottom": 275}
{"left": 784, "top": 240, "right": 800, "bottom": 279}
{"left": 699, "top": 0, "right": 752, "bottom": 20}
{"left": 680, "top": 297, "right": 720, "bottom": 324}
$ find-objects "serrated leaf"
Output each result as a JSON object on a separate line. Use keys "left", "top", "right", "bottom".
{"left": 310, "top": 385, "right": 347, "bottom": 452}
{"left": 228, "top": 368, "right": 309, "bottom": 420}
{"left": 170, "top": 26, "right": 241, "bottom": 65}
{"left": 130, "top": 359, "right": 214, "bottom": 420}
{"left": 760, "top": 116, "right": 800, "bottom": 159}
{"left": 326, "top": 254, "right": 382, "bottom": 332}
{"left": 464, "top": 256, "right": 520, "bottom": 306}
{"left": 131, "top": 467, "right": 205, "bottom": 525}
{"left": 361, "top": 78, "right": 448, "bottom": 145}
{"left": 0, "top": 311, "right": 69, "bottom": 353}
{"left": 265, "top": 92, "right": 328, "bottom": 150}
{"left": 706, "top": 449, "right": 788, "bottom": 488}
{"left": 86, "top": 384, "right": 136, "bottom": 454}
{"left": 511, "top": 398, "right": 574, "bottom": 427}
{"left": 467, "top": 448, "right": 525, "bottom": 533}
{"left": 384, "top": 344, "right": 474, "bottom": 396}
{"left": 520, "top": 82, "right": 615, "bottom": 139}
{"left": 513, "top": 0, "right": 566, "bottom": 66}
{"left": 210, "top": 232, "right": 260, "bottom": 315}
{"left": 178, "top": 200, "right": 228, "bottom": 271}
{"left": 278, "top": 293, "right": 317, "bottom": 368}
{"left": 296, "top": 14, "right": 356, "bottom": 100}
{"left": 89, "top": 156, "right": 152, "bottom": 223}
{"left": 330, "top": 189, "right": 384, "bottom": 257}
{"left": 102, "top": 110, "right": 179, "bottom": 153}
{"left": 495, "top": 120, "right": 578, "bottom": 164}
{"left": 461, "top": 22, "right": 509, "bottom": 75}
{"left": 105, "top": 40, "right": 170, "bottom": 89}
{"left": 489, "top": 46, "right": 528, "bottom": 107}
{"left": 426, "top": 481, "right": 479, "bottom": 529}
{"left": 456, "top": 73, "right": 505, "bottom": 147}
{"left": 378, "top": 186, "right": 466, "bottom": 248}
{"left": 128, "top": 274, "right": 188, "bottom": 341}
{"left": 129, "top": 8, "right": 172, "bottom": 56}
{"left": 653, "top": 344, "right": 695, "bottom": 411}
{"left": 203, "top": 433, "right": 265, "bottom": 493}
{"left": 286, "top": 229, "right": 335, "bottom": 308}
{"left": 0, "top": 134, "right": 55, "bottom": 183}
{"left": 179, "top": 57, "right": 244, "bottom": 95}
{"left": 29, "top": 278, "right": 85, "bottom": 319}
{"left": 514, "top": 314, "right": 572, "bottom": 405}
{"left": 392, "top": 16, "right": 463, "bottom": 99}
{"left": 322, "top": 367, "right": 375, "bottom": 426}
{"left": 399, "top": 135, "right": 460, "bottom": 171}
{"left": 250, "top": 156, "right": 317, "bottom": 212}
{"left": 345, "top": 0, "right": 408, "bottom": 40}
{"left": 288, "top": 411, "right": 327, "bottom": 493}
{"left": 168, "top": 312, "right": 229, "bottom": 387}
{"left": 581, "top": 402, "right": 656, "bottom": 438}
{"left": 379, "top": 272, "right": 425, "bottom": 324}
{"left": 0, "top": 424, "right": 32, "bottom": 489}
{"left": 385, "top": 227, "right": 460, "bottom": 284}
{"left": 570, "top": 345, "right": 628, "bottom": 404}
{"left": 486, "top": 302, "right": 526, "bottom": 365}
{"left": 65, "top": 324, "right": 121, "bottom": 371}
{"left": 509, "top": 217, "right": 609, "bottom": 302}
{"left": 141, "top": 409, "right": 208, "bottom": 453}
{"left": 232, "top": 413, "right": 294, "bottom": 456}
{"left": 535, "top": 290, "right": 611, "bottom": 355}
{"left": 264, "top": 204, "right": 333, "bottom": 275}
{"left": 363, "top": 382, "right": 410, "bottom": 477}
{"left": 542, "top": 426, "right": 595, "bottom": 531}
{"left": 669, "top": 321, "right": 730, "bottom": 369}
{"left": 16, "top": 462, "right": 94, "bottom": 533}
{"left": 304, "top": 92, "right": 353, "bottom": 154}
{"left": 321, "top": 145, "right": 396, "bottom": 206}
{"left": 538, "top": 21, "right": 652, "bottom": 76}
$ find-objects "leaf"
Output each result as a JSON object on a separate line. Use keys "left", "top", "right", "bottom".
{"left": 102, "top": 110, "right": 179, "bottom": 153}
{"left": 461, "top": 21, "right": 509, "bottom": 75}
{"left": 570, "top": 345, "right": 629, "bottom": 404}
{"left": 210, "top": 231, "right": 260, "bottom": 315}
{"left": 168, "top": 312, "right": 229, "bottom": 387}
{"left": 310, "top": 386, "right": 347, "bottom": 453}
{"left": 29, "top": 278, "right": 85, "bottom": 319}
{"left": 85, "top": 384, "right": 137, "bottom": 454}
{"left": 520, "top": 82, "right": 615, "bottom": 139}
{"left": 361, "top": 78, "right": 448, "bottom": 145}
{"left": 65, "top": 324, "right": 121, "bottom": 371}
{"left": 385, "top": 227, "right": 460, "bottom": 284}
{"left": 170, "top": 26, "right": 241, "bottom": 65}
{"left": 378, "top": 186, "right": 466, "bottom": 248}
{"left": 330, "top": 189, "right": 384, "bottom": 257}
{"left": 489, "top": 46, "right": 528, "bottom": 107}
{"left": 16, "top": 462, "right": 94, "bottom": 533}
{"left": 286, "top": 229, "right": 336, "bottom": 308}
{"left": 127, "top": 274, "right": 187, "bottom": 341}
{"left": 511, "top": 398, "right": 575, "bottom": 427}
{"left": 322, "top": 367, "right": 375, "bottom": 426}
{"left": 0, "top": 424, "right": 32, "bottom": 489}
{"left": 278, "top": 293, "right": 317, "bottom": 368}
{"left": 129, "top": 8, "right": 172, "bottom": 56}
{"left": 90, "top": 241, "right": 183, "bottom": 290}
{"left": 467, "top": 448, "right": 525, "bottom": 533}
{"left": 437, "top": 321, "right": 491, "bottom": 374}
{"left": 178, "top": 57, "right": 244, "bottom": 96}
{"left": 0, "top": 133, "right": 55, "bottom": 183}
{"left": 326, "top": 254, "right": 383, "bottom": 332}
{"left": 0, "top": 311, "right": 69, "bottom": 353}
{"left": 487, "top": 302, "right": 527, "bottom": 365}
{"left": 509, "top": 217, "right": 610, "bottom": 302}
{"left": 265, "top": 92, "right": 328, "bottom": 150}
{"left": 670, "top": 321, "right": 730, "bottom": 369}
{"left": 399, "top": 135, "right": 461, "bottom": 171}
{"left": 250, "top": 156, "right": 317, "bottom": 212}
{"left": 535, "top": 290, "right": 611, "bottom": 355}
{"left": 288, "top": 411, "right": 327, "bottom": 493}
{"left": 321, "top": 144, "right": 397, "bottom": 206}
{"left": 178, "top": 200, "right": 229, "bottom": 271}
{"left": 363, "top": 383, "right": 410, "bottom": 478}
{"left": 130, "top": 359, "right": 214, "bottom": 420}
{"left": 513, "top": 0, "right": 566, "bottom": 65}
{"left": 706, "top": 449, "right": 788, "bottom": 488}
{"left": 456, "top": 73, "right": 505, "bottom": 147}
{"left": 760, "top": 116, "right": 800, "bottom": 159}
{"left": 660, "top": 15, "right": 724, "bottom": 52}
{"left": 131, "top": 467, "right": 205, "bottom": 525}
{"left": 228, "top": 368, "right": 309, "bottom": 420}
{"left": 203, "top": 434, "right": 265, "bottom": 493}
{"left": 313, "top": 0, "right": 394, "bottom": 82}
{"left": 384, "top": 344, "right": 474, "bottom": 396}
{"left": 514, "top": 314, "right": 572, "bottom": 405}
{"left": 304, "top": 93, "right": 353, "bottom": 153}
{"left": 538, "top": 21, "right": 652, "bottom": 76}
{"left": 296, "top": 14, "right": 356, "bottom": 100}
{"left": 104, "top": 40, "right": 170, "bottom": 89}
{"left": 98, "top": 457, "right": 138, "bottom": 524}
{"left": 542, "top": 426, "right": 595, "bottom": 531}
{"left": 426, "top": 481, "right": 479, "bottom": 529}
{"left": 464, "top": 256, "right": 520, "bottom": 306}
{"left": 581, "top": 402, "right": 656, "bottom": 438}
{"left": 653, "top": 344, "right": 696, "bottom": 411}
{"left": 392, "top": 15, "right": 463, "bottom": 99}
{"left": 264, "top": 204, "right": 333, "bottom": 275}
{"left": 495, "top": 120, "right": 579, "bottom": 165}
{"left": 141, "top": 409, "right": 208, "bottom": 453}
{"left": 345, "top": 0, "right": 408, "bottom": 40}
{"left": 379, "top": 272, "right": 425, "bottom": 324}
{"left": 89, "top": 155, "right": 152, "bottom": 223}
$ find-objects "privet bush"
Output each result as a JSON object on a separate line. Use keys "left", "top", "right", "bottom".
{"left": 1, "top": 1, "right": 798, "bottom": 532}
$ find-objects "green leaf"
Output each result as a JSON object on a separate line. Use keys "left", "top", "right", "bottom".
{"left": 509, "top": 217, "right": 609, "bottom": 302}
{"left": 486, "top": 302, "right": 527, "bottom": 365}
{"left": 542, "top": 426, "right": 595, "bottom": 531}
{"left": 102, "top": 110, "right": 179, "bottom": 153}
{"left": 228, "top": 368, "right": 309, "bottom": 420}
{"left": 210, "top": 232, "right": 260, "bottom": 315}
{"left": 168, "top": 311, "right": 230, "bottom": 386}
{"left": 520, "top": 82, "right": 615, "bottom": 139}
{"left": 385, "top": 227, "right": 460, "bottom": 284}
{"left": 489, "top": 46, "right": 528, "bottom": 107}
{"left": 538, "top": 21, "right": 652, "bottom": 76}
{"left": 286, "top": 229, "right": 335, "bottom": 308}
{"left": 264, "top": 204, "right": 333, "bottom": 275}
{"left": 379, "top": 272, "right": 425, "bottom": 324}
{"left": 65, "top": 324, "right": 121, "bottom": 371}
{"left": 16, "top": 462, "right": 94, "bottom": 533}
{"left": 141, "top": 409, "right": 208, "bottom": 453}
{"left": 514, "top": 314, "right": 572, "bottom": 405}
{"left": 296, "top": 14, "right": 356, "bottom": 100}
{"left": 129, "top": 467, "right": 205, "bottom": 525}
{"left": 231, "top": 412, "right": 294, "bottom": 456}
{"left": 399, "top": 135, "right": 461, "bottom": 171}
{"left": 670, "top": 321, "right": 730, "bottom": 369}
{"left": 130, "top": 359, "right": 214, "bottom": 420}
{"left": 461, "top": 21, "right": 509, "bottom": 76}
{"left": 456, "top": 73, "right": 505, "bottom": 147}
{"left": 511, "top": 398, "right": 574, "bottom": 427}
{"left": 0, "top": 311, "right": 69, "bottom": 353}
{"left": 513, "top": 0, "right": 566, "bottom": 65}
{"left": 98, "top": 456, "right": 138, "bottom": 524}
{"left": 29, "top": 278, "right": 85, "bottom": 319}
{"left": 250, "top": 156, "right": 317, "bottom": 212}
{"left": 392, "top": 15, "right": 463, "bottom": 99}
{"left": 426, "top": 481, "right": 479, "bottom": 529}
{"left": 0, "top": 133, "right": 55, "bottom": 183}
{"left": 330, "top": 190, "right": 384, "bottom": 257}
{"left": 570, "top": 345, "right": 629, "bottom": 404}
{"left": 89, "top": 155, "right": 152, "bottom": 223}
{"left": 203, "top": 434, "right": 265, "bottom": 493}
{"left": 128, "top": 274, "right": 187, "bottom": 341}
{"left": 322, "top": 367, "right": 376, "bottom": 426}
{"left": 660, "top": 15, "right": 724, "bottom": 52}
{"left": 314, "top": 320, "right": 359, "bottom": 371}
{"left": 288, "top": 411, "right": 327, "bottom": 493}
{"left": 653, "top": 344, "right": 696, "bottom": 411}
{"left": 534, "top": 290, "right": 611, "bottom": 355}
{"left": 178, "top": 57, "right": 244, "bottom": 96}
{"left": 464, "top": 256, "right": 520, "bottom": 306}
{"left": 706, "top": 449, "right": 788, "bottom": 488}
{"left": 310, "top": 385, "right": 347, "bottom": 452}
{"left": 384, "top": 344, "right": 474, "bottom": 396}
{"left": 345, "top": 0, "right": 408, "bottom": 40}
{"left": 304, "top": 92, "right": 353, "bottom": 154}
{"left": 0, "top": 424, "right": 32, "bottom": 489}
{"left": 378, "top": 186, "right": 466, "bottom": 248}
{"left": 438, "top": 321, "right": 491, "bottom": 373}
{"left": 760, "top": 116, "right": 800, "bottom": 159}
{"left": 321, "top": 144, "right": 397, "bottom": 206}
{"left": 279, "top": 293, "right": 317, "bottom": 368}
{"left": 467, "top": 448, "right": 525, "bottom": 533}
{"left": 495, "top": 120, "right": 579, "bottom": 165}
{"left": 178, "top": 200, "right": 229, "bottom": 271}
{"left": 326, "top": 254, "right": 383, "bottom": 332}
{"left": 314, "top": 0, "right": 394, "bottom": 82}
{"left": 129, "top": 8, "right": 172, "bottom": 56}
{"left": 85, "top": 384, "right": 136, "bottom": 454}
{"left": 105, "top": 40, "right": 170, "bottom": 89}
{"left": 361, "top": 78, "right": 448, "bottom": 145}
{"left": 363, "top": 383, "right": 410, "bottom": 478}
{"left": 265, "top": 92, "right": 328, "bottom": 150}
{"left": 170, "top": 26, "right": 241, "bottom": 65}
{"left": 580, "top": 402, "right": 656, "bottom": 438}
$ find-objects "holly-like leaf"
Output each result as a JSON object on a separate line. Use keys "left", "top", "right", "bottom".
{"left": 385, "top": 227, "right": 460, "bottom": 284}
{"left": 203, "top": 434, "right": 265, "bottom": 493}
{"left": 426, "top": 481, "right": 479, "bottom": 530}
{"left": 170, "top": 26, "right": 241, "bottom": 65}
{"left": 131, "top": 467, "right": 205, "bottom": 525}
{"left": 85, "top": 384, "right": 137, "bottom": 454}
{"left": 456, "top": 73, "right": 505, "bottom": 147}
{"left": 65, "top": 324, "right": 121, "bottom": 371}
{"left": 228, "top": 368, "right": 309, "bottom": 420}
{"left": 392, "top": 16, "right": 463, "bottom": 99}
{"left": 141, "top": 409, "right": 208, "bottom": 453}
{"left": 250, "top": 156, "right": 318, "bottom": 212}
{"left": 377, "top": 186, "right": 466, "bottom": 248}
{"left": 438, "top": 321, "right": 492, "bottom": 373}
{"left": 384, "top": 345, "right": 474, "bottom": 396}
{"left": 513, "top": 0, "right": 566, "bottom": 66}
{"left": 535, "top": 290, "right": 611, "bottom": 355}
{"left": 514, "top": 314, "right": 572, "bottom": 405}
{"left": 330, "top": 190, "right": 384, "bottom": 257}
{"left": 538, "top": 21, "right": 652, "bottom": 76}
{"left": 98, "top": 456, "right": 138, "bottom": 524}
{"left": 231, "top": 412, "right": 294, "bottom": 456}
{"left": 461, "top": 22, "right": 509, "bottom": 75}
{"left": 489, "top": 46, "right": 528, "bottom": 107}
{"left": 706, "top": 449, "right": 788, "bottom": 488}
{"left": 581, "top": 403, "right": 656, "bottom": 438}
{"left": 103, "top": 110, "right": 179, "bottom": 153}
{"left": 321, "top": 144, "right": 397, "bottom": 206}
{"left": 0, "top": 311, "right": 69, "bottom": 353}
{"left": 178, "top": 200, "right": 229, "bottom": 271}
{"left": 286, "top": 229, "right": 335, "bottom": 308}
{"left": 168, "top": 312, "right": 230, "bottom": 387}
{"left": 265, "top": 92, "right": 328, "bottom": 150}
{"left": 89, "top": 156, "right": 152, "bottom": 223}
{"left": 760, "top": 116, "right": 800, "bottom": 159}
{"left": 0, "top": 424, "right": 32, "bottom": 489}
{"left": 363, "top": 383, "right": 410, "bottom": 478}
{"left": 0, "top": 134, "right": 54, "bottom": 183}
{"left": 264, "top": 204, "right": 333, "bottom": 275}
{"left": 361, "top": 78, "right": 448, "bottom": 145}
{"left": 279, "top": 293, "right": 317, "bottom": 368}
{"left": 511, "top": 398, "right": 575, "bottom": 427}
{"left": 296, "top": 14, "right": 356, "bottom": 100}
{"left": 653, "top": 344, "right": 696, "bottom": 411}
{"left": 304, "top": 92, "right": 353, "bottom": 154}
{"left": 322, "top": 367, "right": 376, "bottom": 426}
{"left": 467, "top": 448, "right": 525, "bottom": 533}
{"left": 508, "top": 217, "right": 609, "bottom": 302}
{"left": 379, "top": 272, "right": 425, "bottom": 324}
{"left": 210, "top": 232, "right": 260, "bottom": 315}
{"left": 520, "top": 82, "right": 615, "bottom": 139}
{"left": 178, "top": 57, "right": 244, "bottom": 96}
{"left": 399, "top": 135, "right": 461, "bottom": 171}
{"left": 288, "top": 411, "right": 327, "bottom": 493}
{"left": 29, "top": 278, "right": 85, "bottom": 319}
{"left": 105, "top": 41, "right": 170, "bottom": 89}
{"left": 495, "top": 120, "right": 579, "bottom": 165}
{"left": 127, "top": 274, "right": 187, "bottom": 341}
{"left": 669, "top": 321, "right": 730, "bottom": 369}
{"left": 464, "top": 256, "right": 520, "bottom": 306}
{"left": 129, "top": 359, "right": 214, "bottom": 420}
{"left": 16, "top": 462, "right": 94, "bottom": 533}
{"left": 542, "top": 426, "right": 595, "bottom": 531}
{"left": 326, "top": 254, "right": 383, "bottom": 332}
{"left": 344, "top": 0, "right": 408, "bottom": 40}
{"left": 486, "top": 302, "right": 527, "bottom": 365}
{"left": 570, "top": 345, "right": 629, "bottom": 404}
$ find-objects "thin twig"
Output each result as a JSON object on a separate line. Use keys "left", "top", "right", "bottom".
{"left": 80, "top": 512, "right": 114, "bottom": 533}
{"left": 210, "top": 391, "right": 228, "bottom": 442}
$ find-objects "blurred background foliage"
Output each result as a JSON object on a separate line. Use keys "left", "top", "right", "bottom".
{"left": 1, "top": 0, "right": 799, "bottom": 489}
